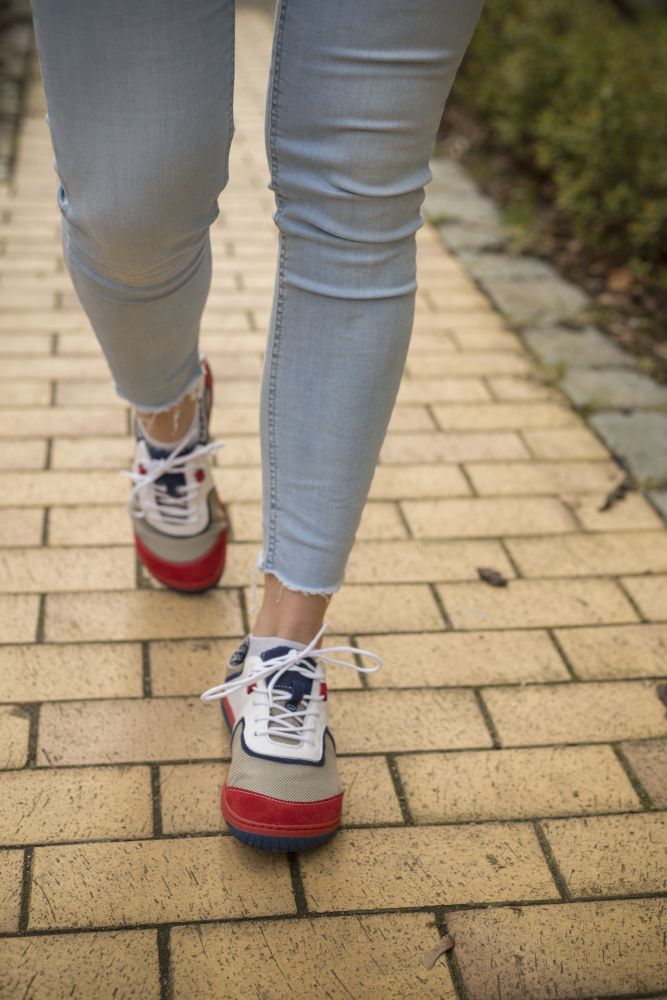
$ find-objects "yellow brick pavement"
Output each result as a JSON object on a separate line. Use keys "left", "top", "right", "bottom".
{"left": 0, "top": 8, "right": 666, "bottom": 999}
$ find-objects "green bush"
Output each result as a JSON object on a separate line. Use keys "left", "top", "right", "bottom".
{"left": 453, "top": 0, "right": 667, "bottom": 266}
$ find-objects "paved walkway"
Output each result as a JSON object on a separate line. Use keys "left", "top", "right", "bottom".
{"left": 1, "top": 8, "right": 666, "bottom": 999}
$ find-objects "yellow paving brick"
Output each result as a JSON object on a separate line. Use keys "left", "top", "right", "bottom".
{"left": 0, "top": 930, "right": 161, "bottom": 1000}
{"left": 344, "top": 539, "right": 515, "bottom": 583}
{"left": 248, "top": 583, "right": 444, "bottom": 633}
{"left": 160, "top": 755, "right": 401, "bottom": 835}
{"left": 0, "top": 594, "right": 39, "bottom": 643}
{"left": 621, "top": 574, "right": 667, "bottom": 621}
{"left": 406, "top": 352, "right": 530, "bottom": 377}
{"left": 171, "top": 912, "right": 456, "bottom": 1000}
{"left": 38, "top": 698, "right": 228, "bottom": 766}
{"left": 0, "top": 766, "right": 152, "bottom": 846}
{"left": 55, "top": 380, "right": 123, "bottom": 406}
{"left": 0, "top": 380, "right": 50, "bottom": 404}
{"left": 0, "top": 439, "right": 47, "bottom": 470}
{"left": 466, "top": 459, "right": 621, "bottom": 496}
{"left": 29, "top": 836, "right": 294, "bottom": 929}
{"left": 327, "top": 690, "right": 491, "bottom": 753}
{"left": 300, "top": 824, "right": 558, "bottom": 911}
{"left": 523, "top": 426, "right": 609, "bottom": 460}
{"left": 451, "top": 329, "right": 523, "bottom": 352}
{"left": 150, "top": 638, "right": 244, "bottom": 696}
{"left": 484, "top": 680, "right": 667, "bottom": 745}
{"left": 211, "top": 466, "right": 262, "bottom": 501}
{"left": 0, "top": 335, "right": 53, "bottom": 359}
{"left": 215, "top": 436, "right": 261, "bottom": 466}
{"left": 487, "top": 375, "right": 559, "bottom": 401}
{"left": 44, "top": 589, "right": 243, "bottom": 642}
{"left": 397, "top": 376, "right": 490, "bottom": 403}
{"left": 621, "top": 739, "right": 667, "bottom": 808}
{"left": 387, "top": 404, "right": 437, "bottom": 431}
{"left": 408, "top": 329, "right": 457, "bottom": 353}
{"left": 439, "top": 578, "right": 637, "bottom": 629}
{"left": 369, "top": 462, "right": 470, "bottom": 499}
{"left": 0, "top": 508, "right": 43, "bottom": 547}
{"left": 0, "top": 705, "right": 30, "bottom": 768}
{"left": 0, "top": 547, "right": 135, "bottom": 593}
{"left": 0, "top": 357, "right": 109, "bottom": 380}
{"left": 555, "top": 623, "right": 667, "bottom": 679}
{"left": 432, "top": 401, "right": 577, "bottom": 430}
{"left": 402, "top": 497, "right": 574, "bottom": 538}
{"left": 50, "top": 437, "right": 133, "bottom": 470}
{"left": 544, "top": 813, "right": 667, "bottom": 896}
{"left": 365, "top": 630, "right": 568, "bottom": 687}
{"left": 150, "top": 635, "right": 359, "bottom": 695}
{"left": 397, "top": 746, "right": 640, "bottom": 823}
{"left": 570, "top": 491, "right": 664, "bottom": 531}
{"left": 229, "top": 500, "right": 407, "bottom": 542}
{"left": 0, "top": 850, "right": 23, "bottom": 932}
{"left": 448, "top": 898, "right": 667, "bottom": 1000}
{"left": 0, "top": 407, "right": 126, "bottom": 437}
{"left": 0, "top": 470, "right": 126, "bottom": 506}
{"left": 507, "top": 531, "right": 667, "bottom": 577}
{"left": 48, "top": 505, "right": 133, "bottom": 545}
{"left": 380, "top": 430, "right": 528, "bottom": 463}
{"left": 0, "top": 642, "right": 141, "bottom": 701}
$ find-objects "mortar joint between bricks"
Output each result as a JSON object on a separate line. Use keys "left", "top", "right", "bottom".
{"left": 429, "top": 582, "right": 454, "bottom": 630}
{"left": 18, "top": 846, "right": 33, "bottom": 935}
{"left": 156, "top": 925, "right": 173, "bottom": 1000}
{"left": 533, "top": 820, "right": 571, "bottom": 901}
{"left": 546, "top": 628, "right": 579, "bottom": 680}
{"left": 150, "top": 765, "right": 164, "bottom": 838}
{"left": 142, "top": 642, "right": 152, "bottom": 698}
{"left": 349, "top": 634, "right": 370, "bottom": 688}
{"left": 432, "top": 905, "right": 470, "bottom": 1000}
{"left": 610, "top": 743, "right": 654, "bottom": 810}
{"left": 613, "top": 575, "right": 648, "bottom": 623}
{"left": 386, "top": 753, "right": 414, "bottom": 825}
{"left": 287, "top": 852, "right": 309, "bottom": 916}
{"left": 473, "top": 689, "right": 501, "bottom": 749}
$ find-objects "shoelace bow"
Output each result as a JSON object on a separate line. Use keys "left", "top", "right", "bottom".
{"left": 200, "top": 622, "right": 382, "bottom": 746}
{"left": 120, "top": 434, "right": 224, "bottom": 526}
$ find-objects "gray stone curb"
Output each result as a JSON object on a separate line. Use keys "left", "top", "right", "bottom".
{"left": 424, "top": 155, "right": 667, "bottom": 522}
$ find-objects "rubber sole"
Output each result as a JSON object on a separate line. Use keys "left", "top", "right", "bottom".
{"left": 226, "top": 821, "right": 336, "bottom": 852}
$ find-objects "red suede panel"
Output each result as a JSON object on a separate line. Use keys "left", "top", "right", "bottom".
{"left": 135, "top": 528, "right": 226, "bottom": 591}
{"left": 222, "top": 784, "right": 343, "bottom": 833}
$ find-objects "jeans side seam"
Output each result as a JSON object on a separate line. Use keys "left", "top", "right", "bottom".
{"left": 264, "top": 0, "right": 288, "bottom": 571}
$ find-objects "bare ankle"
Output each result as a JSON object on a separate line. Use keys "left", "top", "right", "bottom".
{"left": 251, "top": 573, "right": 333, "bottom": 646}
{"left": 137, "top": 392, "right": 197, "bottom": 445}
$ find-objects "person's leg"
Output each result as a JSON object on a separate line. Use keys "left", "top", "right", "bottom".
{"left": 207, "top": 0, "right": 486, "bottom": 853}
{"left": 253, "top": 0, "right": 485, "bottom": 640}
{"left": 30, "top": 0, "right": 235, "bottom": 413}
{"left": 31, "top": 0, "right": 236, "bottom": 591}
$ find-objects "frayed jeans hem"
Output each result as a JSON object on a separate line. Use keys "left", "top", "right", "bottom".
{"left": 111, "top": 361, "right": 203, "bottom": 415}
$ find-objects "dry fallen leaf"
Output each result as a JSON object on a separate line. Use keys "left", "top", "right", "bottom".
{"left": 477, "top": 566, "right": 508, "bottom": 587}
{"left": 421, "top": 933, "right": 455, "bottom": 970}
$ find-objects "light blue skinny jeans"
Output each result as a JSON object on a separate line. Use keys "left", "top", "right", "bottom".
{"left": 31, "top": 0, "right": 485, "bottom": 594}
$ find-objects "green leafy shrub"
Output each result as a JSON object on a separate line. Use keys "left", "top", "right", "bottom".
{"left": 453, "top": 0, "right": 667, "bottom": 265}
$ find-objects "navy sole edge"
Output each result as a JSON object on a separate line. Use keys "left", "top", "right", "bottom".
{"left": 227, "top": 822, "right": 336, "bottom": 853}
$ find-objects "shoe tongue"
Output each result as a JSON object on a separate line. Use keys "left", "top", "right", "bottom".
{"left": 260, "top": 645, "right": 317, "bottom": 713}
{"left": 144, "top": 437, "right": 198, "bottom": 498}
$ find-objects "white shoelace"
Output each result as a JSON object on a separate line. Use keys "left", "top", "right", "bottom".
{"left": 120, "top": 434, "right": 224, "bottom": 526}
{"left": 200, "top": 622, "right": 382, "bottom": 747}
